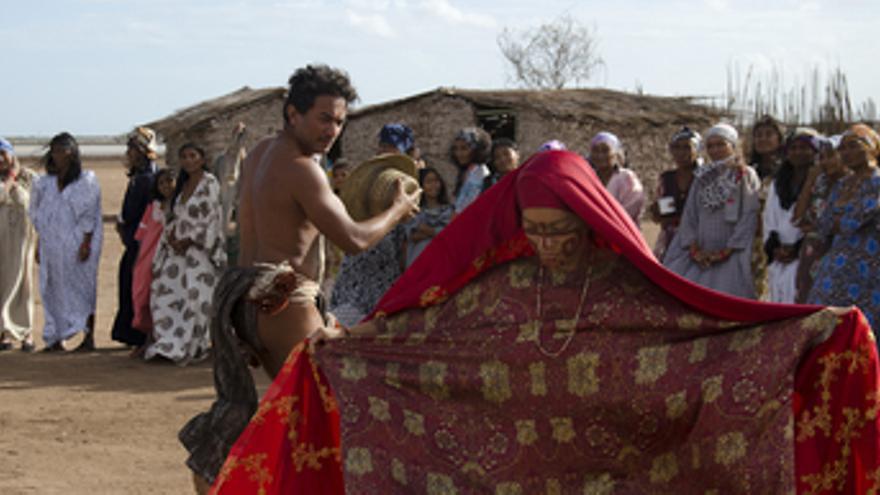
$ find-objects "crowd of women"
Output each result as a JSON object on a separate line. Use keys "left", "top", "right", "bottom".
{"left": 2, "top": 116, "right": 879, "bottom": 362}
{"left": 0, "top": 129, "right": 226, "bottom": 364}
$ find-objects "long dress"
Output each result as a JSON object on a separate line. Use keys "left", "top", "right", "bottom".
{"left": 0, "top": 166, "right": 38, "bottom": 342}
{"left": 664, "top": 162, "right": 761, "bottom": 298}
{"left": 146, "top": 174, "right": 225, "bottom": 364}
{"left": 454, "top": 163, "right": 490, "bottom": 213}
{"left": 605, "top": 166, "right": 645, "bottom": 223}
{"left": 762, "top": 181, "right": 804, "bottom": 303}
{"left": 651, "top": 167, "right": 694, "bottom": 260}
{"left": 111, "top": 164, "right": 156, "bottom": 346}
{"left": 210, "top": 151, "right": 880, "bottom": 494}
{"left": 807, "top": 170, "right": 880, "bottom": 330}
{"left": 28, "top": 171, "right": 103, "bottom": 347}
{"left": 402, "top": 204, "right": 454, "bottom": 268}
{"left": 795, "top": 173, "right": 837, "bottom": 303}
{"left": 330, "top": 225, "right": 405, "bottom": 327}
{"left": 131, "top": 200, "right": 166, "bottom": 332}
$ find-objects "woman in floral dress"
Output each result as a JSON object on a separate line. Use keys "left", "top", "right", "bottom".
{"left": 146, "top": 144, "right": 225, "bottom": 364}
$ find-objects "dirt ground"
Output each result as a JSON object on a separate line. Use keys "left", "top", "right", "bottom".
{"left": 0, "top": 159, "right": 268, "bottom": 495}
{"left": 0, "top": 158, "right": 660, "bottom": 494}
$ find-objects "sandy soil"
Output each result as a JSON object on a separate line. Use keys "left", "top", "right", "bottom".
{"left": 0, "top": 159, "right": 659, "bottom": 494}
{"left": 0, "top": 159, "right": 268, "bottom": 495}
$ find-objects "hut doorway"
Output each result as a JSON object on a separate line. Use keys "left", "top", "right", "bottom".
{"left": 476, "top": 106, "right": 516, "bottom": 141}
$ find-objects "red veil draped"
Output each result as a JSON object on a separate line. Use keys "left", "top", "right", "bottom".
{"left": 212, "top": 151, "right": 880, "bottom": 494}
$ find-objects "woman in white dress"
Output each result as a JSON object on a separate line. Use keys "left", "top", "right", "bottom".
{"left": 146, "top": 143, "right": 225, "bottom": 365}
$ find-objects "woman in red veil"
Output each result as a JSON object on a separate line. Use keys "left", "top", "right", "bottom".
{"left": 212, "top": 150, "right": 880, "bottom": 494}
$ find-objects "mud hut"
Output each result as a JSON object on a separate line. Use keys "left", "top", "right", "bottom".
{"left": 146, "top": 86, "right": 285, "bottom": 168}
{"left": 341, "top": 87, "right": 727, "bottom": 203}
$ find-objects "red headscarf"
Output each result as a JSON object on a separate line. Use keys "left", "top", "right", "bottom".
{"left": 372, "top": 150, "right": 818, "bottom": 322}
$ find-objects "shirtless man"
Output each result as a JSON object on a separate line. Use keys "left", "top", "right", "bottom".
{"left": 237, "top": 65, "right": 419, "bottom": 376}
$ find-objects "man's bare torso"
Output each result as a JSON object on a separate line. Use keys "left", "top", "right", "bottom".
{"left": 238, "top": 133, "right": 323, "bottom": 278}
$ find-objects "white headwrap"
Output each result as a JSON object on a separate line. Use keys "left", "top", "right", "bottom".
{"left": 589, "top": 131, "right": 622, "bottom": 152}
{"left": 703, "top": 123, "right": 739, "bottom": 148}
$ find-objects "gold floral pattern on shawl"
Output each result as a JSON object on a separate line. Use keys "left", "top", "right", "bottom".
{"left": 213, "top": 453, "right": 272, "bottom": 495}
{"left": 714, "top": 431, "right": 748, "bottom": 466}
{"left": 495, "top": 481, "right": 523, "bottom": 495}
{"left": 455, "top": 284, "right": 481, "bottom": 317}
{"left": 368, "top": 396, "right": 391, "bottom": 422}
{"left": 345, "top": 447, "right": 374, "bottom": 476}
{"left": 689, "top": 338, "right": 708, "bottom": 363}
{"left": 649, "top": 452, "right": 679, "bottom": 484}
{"left": 420, "top": 361, "right": 450, "bottom": 400}
{"left": 385, "top": 362, "right": 402, "bottom": 389}
{"left": 728, "top": 328, "right": 763, "bottom": 353}
{"left": 701, "top": 375, "right": 724, "bottom": 403}
{"left": 251, "top": 395, "right": 298, "bottom": 425}
{"left": 340, "top": 356, "right": 368, "bottom": 382}
{"left": 426, "top": 472, "right": 457, "bottom": 495}
{"left": 424, "top": 305, "right": 442, "bottom": 331}
{"left": 287, "top": 408, "right": 341, "bottom": 472}
{"left": 420, "top": 285, "right": 449, "bottom": 307}
{"left": 666, "top": 390, "right": 688, "bottom": 419}
{"left": 677, "top": 314, "right": 703, "bottom": 330}
{"left": 550, "top": 417, "right": 576, "bottom": 443}
{"left": 634, "top": 345, "right": 670, "bottom": 385}
{"left": 480, "top": 360, "right": 512, "bottom": 404}
{"left": 797, "top": 341, "right": 878, "bottom": 494}
{"left": 529, "top": 361, "right": 547, "bottom": 396}
{"left": 403, "top": 409, "right": 426, "bottom": 436}
{"left": 583, "top": 473, "right": 615, "bottom": 495}
{"left": 382, "top": 313, "right": 409, "bottom": 341}
{"left": 516, "top": 321, "right": 539, "bottom": 343}
{"left": 515, "top": 420, "right": 538, "bottom": 446}
{"left": 546, "top": 479, "right": 562, "bottom": 495}
{"left": 567, "top": 351, "right": 600, "bottom": 397}
{"left": 508, "top": 261, "right": 536, "bottom": 289}
{"left": 391, "top": 458, "right": 408, "bottom": 485}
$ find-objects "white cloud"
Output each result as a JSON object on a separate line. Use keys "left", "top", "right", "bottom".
{"left": 704, "top": 0, "right": 729, "bottom": 12}
{"left": 418, "top": 0, "right": 496, "bottom": 28}
{"left": 346, "top": 9, "right": 396, "bottom": 38}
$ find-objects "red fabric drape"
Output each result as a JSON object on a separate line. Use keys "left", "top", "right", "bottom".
{"left": 213, "top": 151, "right": 880, "bottom": 494}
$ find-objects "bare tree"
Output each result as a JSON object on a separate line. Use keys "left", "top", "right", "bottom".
{"left": 497, "top": 14, "right": 603, "bottom": 90}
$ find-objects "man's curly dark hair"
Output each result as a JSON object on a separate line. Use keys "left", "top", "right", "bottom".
{"left": 283, "top": 64, "right": 359, "bottom": 124}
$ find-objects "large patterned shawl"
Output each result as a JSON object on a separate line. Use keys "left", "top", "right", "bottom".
{"left": 211, "top": 151, "right": 880, "bottom": 494}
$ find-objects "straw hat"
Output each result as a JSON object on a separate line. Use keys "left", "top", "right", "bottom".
{"left": 340, "top": 153, "right": 420, "bottom": 221}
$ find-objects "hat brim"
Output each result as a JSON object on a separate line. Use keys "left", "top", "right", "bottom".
{"left": 340, "top": 153, "right": 420, "bottom": 222}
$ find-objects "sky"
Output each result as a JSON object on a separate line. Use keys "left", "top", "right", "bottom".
{"left": 2, "top": 0, "right": 877, "bottom": 136}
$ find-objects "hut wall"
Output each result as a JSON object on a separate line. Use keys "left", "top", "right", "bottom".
{"left": 160, "top": 97, "right": 284, "bottom": 169}
{"left": 342, "top": 94, "right": 476, "bottom": 202}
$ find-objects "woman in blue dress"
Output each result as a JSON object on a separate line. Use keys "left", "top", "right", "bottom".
{"left": 808, "top": 124, "right": 880, "bottom": 330}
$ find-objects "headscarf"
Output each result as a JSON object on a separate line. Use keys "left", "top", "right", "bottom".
{"left": 704, "top": 123, "right": 739, "bottom": 148}
{"left": 669, "top": 126, "right": 702, "bottom": 148}
{"left": 128, "top": 126, "right": 159, "bottom": 160}
{"left": 372, "top": 150, "right": 819, "bottom": 323}
{"left": 0, "top": 137, "right": 15, "bottom": 155}
{"left": 537, "top": 139, "right": 566, "bottom": 151}
{"left": 785, "top": 127, "right": 820, "bottom": 152}
{"left": 841, "top": 123, "right": 880, "bottom": 158}
{"left": 378, "top": 123, "right": 414, "bottom": 154}
{"left": 589, "top": 131, "right": 622, "bottom": 153}
{"left": 454, "top": 127, "right": 484, "bottom": 149}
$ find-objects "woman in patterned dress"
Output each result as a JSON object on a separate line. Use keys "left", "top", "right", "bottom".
{"left": 28, "top": 133, "right": 103, "bottom": 352}
{"left": 403, "top": 167, "right": 454, "bottom": 268}
{"left": 664, "top": 123, "right": 761, "bottom": 299}
{"left": 146, "top": 144, "right": 225, "bottom": 365}
{"left": 807, "top": 124, "right": 880, "bottom": 331}
{"left": 0, "top": 137, "right": 38, "bottom": 352}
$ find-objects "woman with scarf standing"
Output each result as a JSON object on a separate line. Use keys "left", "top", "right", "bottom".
{"left": 0, "top": 138, "right": 38, "bottom": 352}
{"left": 29, "top": 133, "right": 103, "bottom": 352}
{"left": 792, "top": 136, "right": 849, "bottom": 302}
{"left": 664, "top": 123, "right": 761, "bottom": 298}
{"left": 651, "top": 127, "right": 702, "bottom": 260}
{"left": 587, "top": 131, "right": 645, "bottom": 224}
{"left": 451, "top": 127, "right": 492, "bottom": 213}
{"left": 147, "top": 144, "right": 225, "bottom": 365}
{"left": 111, "top": 127, "right": 158, "bottom": 349}
{"left": 807, "top": 124, "right": 880, "bottom": 331}
{"left": 761, "top": 127, "right": 818, "bottom": 303}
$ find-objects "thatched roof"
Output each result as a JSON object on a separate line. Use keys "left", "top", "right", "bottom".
{"left": 351, "top": 87, "right": 724, "bottom": 127}
{"left": 147, "top": 86, "right": 285, "bottom": 136}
